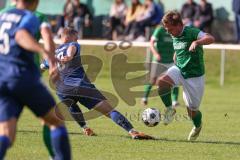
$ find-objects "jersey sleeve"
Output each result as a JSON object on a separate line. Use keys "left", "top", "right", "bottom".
{"left": 190, "top": 27, "right": 201, "bottom": 40}
{"left": 69, "top": 42, "right": 81, "bottom": 56}
{"left": 151, "top": 26, "right": 163, "bottom": 41}
{"left": 197, "top": 31, "right": 206, "bottom": 39}
{"left": 18, "top": 12, "right": 40, "bottom": 35}
{"left": 71, "top": 42, "right": 80, "bottom": 49}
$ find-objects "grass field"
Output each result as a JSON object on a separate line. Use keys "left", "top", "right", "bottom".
{"left": 6, "top": 47, "right": 240, "bottom": 160}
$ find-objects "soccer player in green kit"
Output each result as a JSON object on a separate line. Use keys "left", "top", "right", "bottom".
{"left": 142, "top": 25, "right": 179, "bottom": 107}
{"left": 157, "top": 11, "right": 215, "bottom": 141}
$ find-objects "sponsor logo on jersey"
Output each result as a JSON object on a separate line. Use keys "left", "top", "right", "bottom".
{"left": 173, "top": 42, "right": 187, "bottom": 50}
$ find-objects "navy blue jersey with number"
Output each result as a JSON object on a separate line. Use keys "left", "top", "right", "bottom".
{"left": 55, "top": 42, "right": 106, "bottom": 109}
{"left": 0, "top": 8, "right": 55, "bottom": 121}
{"left": 56, "top": 42, "right": 87, "bottom": 87}
{"left": 0, "top": 8, "right": 40, "bottom": 82}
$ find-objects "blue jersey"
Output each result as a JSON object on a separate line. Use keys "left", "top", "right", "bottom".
{"left": 0, "top": 9, "right": 55, "bottom": 121}
{"left": 56, "top": 42, "right": 87, "bottom": 88}
{"left": 0, "top": 8, "right": 40, "bottom": 82}
{"left": 55, "top": 42, "right": 106, "bottom": 109}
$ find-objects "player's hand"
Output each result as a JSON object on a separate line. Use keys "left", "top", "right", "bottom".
{"left": 43, "top": 50, "right": 60, "bottom": 84}
{"left": 155, "top": 54, "right": 161, "bottom": 62}
{"left": 49, "top": 62, "right": 60, "bottom": 83}
{"left": 189, "top": 41, "right": 199, "bottom": 52}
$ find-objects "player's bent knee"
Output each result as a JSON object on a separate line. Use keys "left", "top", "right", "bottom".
{"left": 0, "top": 118, "right": 17, "bottom": 144}
{"left": 94, "top": 100, "right": 114, "bottom": 116}
{"left": 157, "top": 75, "right": 174, "bottom": 87}
{"left": 41, "top": 108, "right": 64, "bottom": 129}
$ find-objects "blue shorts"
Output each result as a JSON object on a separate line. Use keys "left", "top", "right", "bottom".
{"left": 57, "top": 83, "right": 106, "bottom": 110}
{"left": 0, "top": 80, "right": 55, "bottom": 121}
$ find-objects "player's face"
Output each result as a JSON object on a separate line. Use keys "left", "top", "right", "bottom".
{"left": 60, "top": 34, "right": 68, "bottom": 43}
{"left": 164, "top": 23, "right": 183, "bottom": 37}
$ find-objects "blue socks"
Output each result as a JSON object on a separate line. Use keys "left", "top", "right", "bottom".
{"left": 51, "top": 126, "right": 71, "bottom": 160}
{"left": 0, "top": 136, "right": 10, "bottom": 159}
{"left": 110, "top": 110, "right": 133, "bottom": 132}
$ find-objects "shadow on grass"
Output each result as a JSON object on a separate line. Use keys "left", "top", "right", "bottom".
{"left": 17, "top": 130, "right": 240, "bottom": 146}
{"left": 154, "top": 137, "right": 240, "bottom": 146}
{"left": 120, "top": 135, "right": 240, "bottom": 146}
{"left": 17, "top": 129, "right": 81, "bottom": 135}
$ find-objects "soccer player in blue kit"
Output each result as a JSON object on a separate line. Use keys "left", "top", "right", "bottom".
{"left": 0, "top": 0, "right": 71, "bottom": 159}
{"left": 48, "top": 27, "right": 153, "bottom": 140}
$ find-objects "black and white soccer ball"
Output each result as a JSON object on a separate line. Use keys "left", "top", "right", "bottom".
{"left": 142, "top": 108, "right": 160, "bottom": 127}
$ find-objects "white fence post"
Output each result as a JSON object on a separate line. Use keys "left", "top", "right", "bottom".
{"left": 220, "top": 49, "right": 226, "bottom": 86}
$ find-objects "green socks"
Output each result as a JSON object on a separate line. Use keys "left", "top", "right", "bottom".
{"left": 143, "top": 83, "right": 152, "bottom": 99}
{"left": 43, "top": 125, "right": 55, "bottom": 158}
{"left": 158, "top": 87, "right": 172, "bottom": 108}
{"left": 171, "top": 87, "right": 179, "bottom": 102}
{"left": 192, "top": 111, "right": 202, "bottom": 128}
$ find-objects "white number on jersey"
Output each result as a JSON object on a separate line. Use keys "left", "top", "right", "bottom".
{"left": 0, "top": 22, "right": 12, "bottom": 55}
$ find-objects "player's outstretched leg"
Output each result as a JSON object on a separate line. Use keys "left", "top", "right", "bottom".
{"left": 0, "top": 118, "right": 16, "bottom": 159}
{"left": 42, "top": 108, "right": 71, "bottom": 160}
{"left": 157, "top": 75, "right": 176, "bottom": 125}
{"left": 187, "top": 108, "right": 202, "bottom": 141}
{"left": 69, "top": 104, "right": 95, "bottom": 136}
{"left": 94, "top": 101, "right": 154, "bottom": 140}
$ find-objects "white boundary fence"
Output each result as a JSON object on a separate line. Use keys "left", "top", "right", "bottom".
{"left": 52, "top": 39, "right": 240, "bottom": 86}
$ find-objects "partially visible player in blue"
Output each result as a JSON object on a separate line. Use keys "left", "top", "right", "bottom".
{"left": 43, "top": 27, "right": 153, "bottom": 140}
{"left": 0, "top": 0, "right": 71, "bottom": 159}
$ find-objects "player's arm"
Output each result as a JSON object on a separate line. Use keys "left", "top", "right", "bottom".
{"left": 15, "top": 29, "right": 46, "bottom": 55}
{"left": 189, "top": 32, "right": 215, "bottom": 52}
{"left": 150, "top": 37, "right": 161, "bottom": 61}
{"left": 40, "top": 25, "right": 55, "bottom": 55}
{"left": 40, "top": 25, "right": 57, "bottom": 67}
{"left": 15, "top": 29, "right": 56, "bottom": 66}
{"left": 60, "top": 45, "right": 77, "bottom": 63}
{"left": 15, "top": 29, "right": 59, "bottom": 81}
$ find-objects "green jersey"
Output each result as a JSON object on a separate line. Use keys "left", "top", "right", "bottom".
{"left": 172, "top": 26, "right": 204, "bottom": 79}
{"left": 34, "top": 11, "right": 49, "bottom": 40}
{"left": 151, "top": 26, "right": 174, "bottom": 64}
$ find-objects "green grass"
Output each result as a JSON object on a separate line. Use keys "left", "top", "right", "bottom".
{"left": 6, "top": 47, "right": 240, "bottom": 160}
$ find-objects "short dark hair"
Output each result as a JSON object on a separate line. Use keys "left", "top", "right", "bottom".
{"left": 22, "top": 0, "right": 38, "bottom": 3}
{"left": 162, "top": 10, "right": 183, "bottom": 26}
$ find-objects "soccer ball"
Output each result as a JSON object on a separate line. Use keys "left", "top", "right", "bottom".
{"left": 142, "top": 108, "right": 160, "bottom": 127}
{"left": 40, "top": 60, "right": 49, "bottom": 70}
